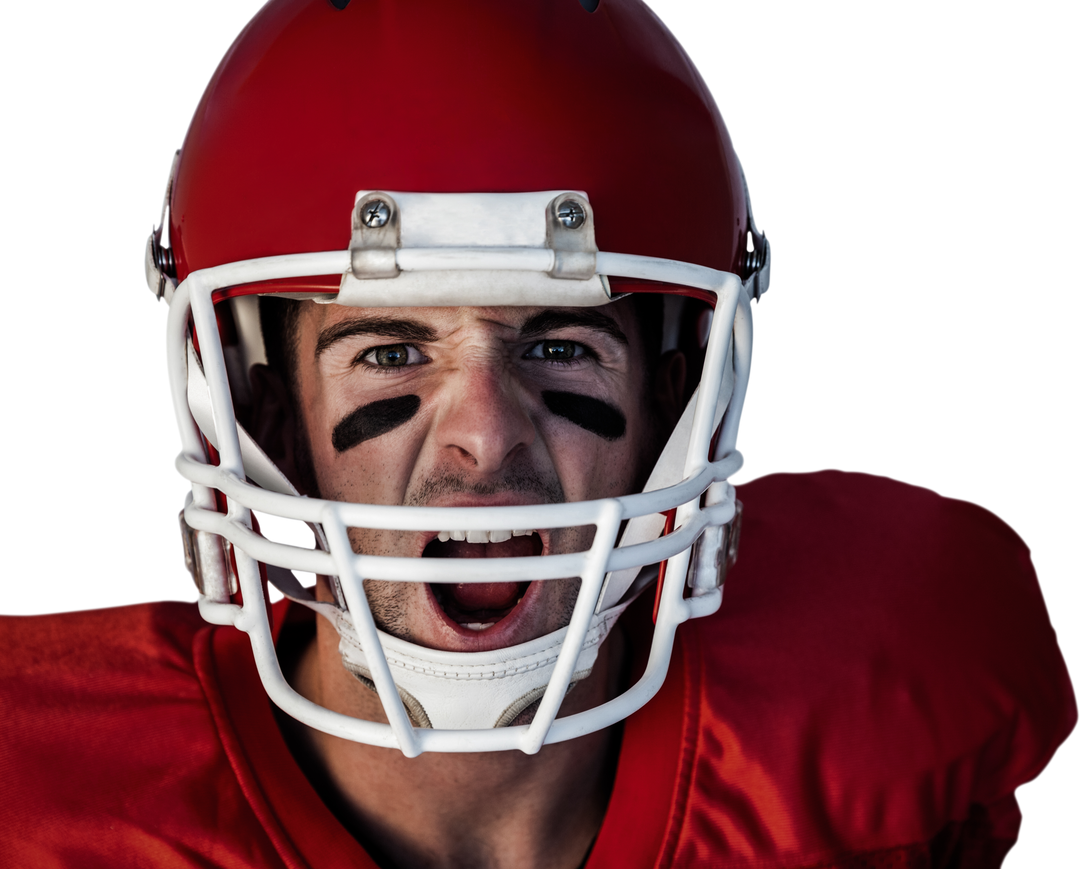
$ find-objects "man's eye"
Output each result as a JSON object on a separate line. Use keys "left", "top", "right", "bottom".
{"left": 526, "top": 340, "right": 587, "bottom": 362}
{"left": 361, "top": 344, "right": 425, "bottom": 367}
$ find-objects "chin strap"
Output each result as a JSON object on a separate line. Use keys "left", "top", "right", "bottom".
{"left": 265, "top": 564, "right": 637, "bottom": 730}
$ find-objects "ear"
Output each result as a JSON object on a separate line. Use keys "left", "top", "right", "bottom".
{"left": 653, "top": 349, "right": 687, "bottom": 433}
{"left": 247, "top": 363, "right": 303, "bottom": 490}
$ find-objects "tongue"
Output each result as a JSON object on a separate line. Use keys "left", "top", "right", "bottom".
{"left": 448, "top": 582, "right": 523, "bottom": 612}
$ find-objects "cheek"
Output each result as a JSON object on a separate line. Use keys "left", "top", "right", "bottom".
{"left": 535, "top": 386, "right": 654, "bottom": 501}
{"left": 308, "top": 400, "right": 430, "bottom": 505}
{"left": 538, "top": 417, "right": 644, "bottom": 501}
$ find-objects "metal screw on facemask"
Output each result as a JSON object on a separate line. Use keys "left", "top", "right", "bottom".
{"left": 556, "top": 199, "right": 586, "bottom": 229}
{"left": 360, "top": 199, "right": 391, "bottom": 228}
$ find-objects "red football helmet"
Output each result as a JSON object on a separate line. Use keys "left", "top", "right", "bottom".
{"left": 147, "top": 0, "right": 768, "bottom": 755}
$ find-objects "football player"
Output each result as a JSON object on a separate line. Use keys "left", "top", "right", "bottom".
{"left": 0, "top": 1, "right": 1072, "bottom": 867}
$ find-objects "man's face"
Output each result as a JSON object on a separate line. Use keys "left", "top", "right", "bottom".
{"left": 288, "top": 301, "right": 659, "bottom": 654}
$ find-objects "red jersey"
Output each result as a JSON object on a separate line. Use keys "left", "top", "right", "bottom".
{"left": 0, "top": 472, "right": 1073, "bottom": 867}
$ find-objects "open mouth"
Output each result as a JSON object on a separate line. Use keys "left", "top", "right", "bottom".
{"left": 423, "top": 530, "right": 543, "bottom": 632}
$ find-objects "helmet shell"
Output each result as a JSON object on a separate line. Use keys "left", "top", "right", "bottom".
{"left": 170, "top": 0, "right": 747, "bottom": 284}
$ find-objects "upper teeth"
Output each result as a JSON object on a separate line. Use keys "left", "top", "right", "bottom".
{"left": 436, "top": 529, "right": 536, "bottom": 544}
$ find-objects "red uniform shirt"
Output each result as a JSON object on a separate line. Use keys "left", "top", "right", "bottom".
{"left": 1, "top": 472, "right": 1073, "bottom": 867}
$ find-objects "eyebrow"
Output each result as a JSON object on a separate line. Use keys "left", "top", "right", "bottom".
{"left": 314, "top": 308, "right": 628, "bottom": 358}
{"left": 518, "top": 309, "right": 628, "bottom": 346}
{"left": 314, "top": 316, "right": 439, "bottom": 358}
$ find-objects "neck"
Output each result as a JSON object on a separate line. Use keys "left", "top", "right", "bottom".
{"left": 277, "top": 613, "right": 626, "bottom": 869}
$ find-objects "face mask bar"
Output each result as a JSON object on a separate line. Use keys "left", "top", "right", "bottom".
{"left": 166, "top": 242, "right": 753, "bottom": 756}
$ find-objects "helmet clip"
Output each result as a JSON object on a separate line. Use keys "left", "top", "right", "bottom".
{"left": 350, "top": 192, "right": 402, "bottom": 279}
{"left": 688, "top": 500, "right": 743, "bottom": 591}
{"left": 546, "top": 192, "right": 597, "bottom": 280}
{"left": 179, "top": 509, "right": 237, "bottom": 600}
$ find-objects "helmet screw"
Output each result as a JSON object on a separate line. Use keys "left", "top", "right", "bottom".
{"left": 556, "top": 199, "right": 586, "bottom": 229}
{"left": 360, "top": 199, "right": 391, "bottom": 228}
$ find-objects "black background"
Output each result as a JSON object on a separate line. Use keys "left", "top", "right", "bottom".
{"left": 8, "top": 0, "right": 1071, "bottom": 859}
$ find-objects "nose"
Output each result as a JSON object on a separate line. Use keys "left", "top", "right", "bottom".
{"left": 434, "top": 358, "right": 535, "bottom": 474}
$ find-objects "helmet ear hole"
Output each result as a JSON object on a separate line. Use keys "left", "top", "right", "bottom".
{"left": 578, "top": 0, "right": 600, "bottom": 12}
{"left": 677, "top": 299, "right": 714, "bottom": 405}
{"left": 246, "top": 364, "right": 299, "bottom": 484}
{"left": 653, "top": 350, "right": 688, "bottom": 435}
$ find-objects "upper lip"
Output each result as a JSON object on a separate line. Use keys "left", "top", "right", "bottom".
{"left": 416, "top": 493, "right": 554, "bottom": 510}
{"left": 410, "top": 495, "right": 555, "bottom": 557}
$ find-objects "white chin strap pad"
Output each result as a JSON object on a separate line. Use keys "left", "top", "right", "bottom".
{"left": 335, "top": 604, "right": 629, "bottom": 730}
{"left": 267, "top": 565, "right": 629, "bottom": 730}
